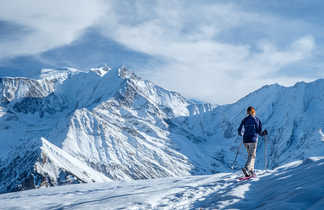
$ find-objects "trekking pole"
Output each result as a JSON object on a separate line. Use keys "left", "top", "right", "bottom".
{"left": 231, "top": 141, "right": 242, "bottom": 169}
{"left": 264, "top": 134, "right": 268, "bottom": 170}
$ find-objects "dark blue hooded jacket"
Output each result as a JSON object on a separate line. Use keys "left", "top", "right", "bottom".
{"left": 238, "top": 115, "right": 262, "bottom": 143}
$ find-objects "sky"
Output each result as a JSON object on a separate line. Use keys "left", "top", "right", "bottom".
{"left": 0, "top": 0, "right": 324, "bottom": 104}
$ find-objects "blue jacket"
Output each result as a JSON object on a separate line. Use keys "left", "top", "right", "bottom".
{"left": 238, "top": 115, "right": 262, "bottom": 143}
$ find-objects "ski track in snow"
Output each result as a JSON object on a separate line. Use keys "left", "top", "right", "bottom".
{"left": 0, "top": 157, "right": 323, "bottom": 210}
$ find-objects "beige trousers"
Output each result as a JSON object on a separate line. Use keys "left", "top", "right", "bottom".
{"left": 244, "top": 142, "right": 257, "bottom": 171}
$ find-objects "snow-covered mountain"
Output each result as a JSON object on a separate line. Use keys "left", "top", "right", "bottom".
{"left": 175, "top": 79, "right": 324, "bottom": 169}
{"left": 0, "top": 66, "right": 214, "bottom": 193}
{"left": 0, "top": 65, "right": 324, "bottom": 194}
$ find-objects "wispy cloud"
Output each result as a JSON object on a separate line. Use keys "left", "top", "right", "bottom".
{"left": 97, "top": 1, "right": 317, "bottom": 103}
{"left": 0, "top": 0, "right": 105, "bottom": 58}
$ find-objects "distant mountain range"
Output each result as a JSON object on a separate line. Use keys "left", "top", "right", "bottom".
{"left": 0, "top": 66, "right": 323, "bottom": 193}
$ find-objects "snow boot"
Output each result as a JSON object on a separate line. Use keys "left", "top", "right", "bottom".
{"left": 249, "top": 170, "right": 256, "bottom": 177}
{"left": 241, "top": 167, "right": 250, "bottom": 177}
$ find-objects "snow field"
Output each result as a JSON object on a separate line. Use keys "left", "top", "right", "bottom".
{"left": 0, "top": 156, "right": 323, "bottom": 210}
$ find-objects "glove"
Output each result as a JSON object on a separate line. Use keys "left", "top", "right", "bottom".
{"left": 261, "top": 129, "right": 268, "bottom": 136}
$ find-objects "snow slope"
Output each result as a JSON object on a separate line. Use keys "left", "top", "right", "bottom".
{"left": 0, "top": 137, "right": 111, "bottom": 193}
{"left": 0, "top": 156, "right": 323, "bottom": 210}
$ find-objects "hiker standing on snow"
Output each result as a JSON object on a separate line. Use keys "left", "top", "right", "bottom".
{"left": 238, "top": 106, "right": 267, "bottom": 177}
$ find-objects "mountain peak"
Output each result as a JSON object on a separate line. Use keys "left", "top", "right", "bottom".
{"left": 90, "top": 65, "right": 112, "bottom": 77}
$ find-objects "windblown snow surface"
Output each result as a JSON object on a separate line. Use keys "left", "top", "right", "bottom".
{"left": 0, "top": 156, "right": 323, "bottom": 210}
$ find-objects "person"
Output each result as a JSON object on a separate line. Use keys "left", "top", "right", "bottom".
{"left": 238, "top": 106, "right": 267, "bottom": 177}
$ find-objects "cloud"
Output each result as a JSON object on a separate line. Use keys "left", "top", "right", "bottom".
{"left": 97, "top": 1, "right": 317, "bottom": 104}
{"left": 0, "top": 0, "right": 319, "bottom": 104}
{"left": 137, "top": 35, "right": 315, "bottom": 104}
{"left": 0, "top": 0, "right": 106, "bottom": 58}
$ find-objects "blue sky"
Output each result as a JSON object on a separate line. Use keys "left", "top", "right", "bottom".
{"left": 0, "top": 0, "right": 323, "bottom": 104}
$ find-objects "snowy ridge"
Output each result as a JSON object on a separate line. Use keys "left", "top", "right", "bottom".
{"left": 1, "top": 156, "right": 323, "bottom": 209}
{"left": 0, "top": 68, "right": 79, "bottom": 106}
{"left": 37, "top": 138, "right": 111, "bottom": 183}
{"left": 0, "top": 137, "right": 110, "bottom": 193}
{"left": 0, "top": 77, "right": 54, "bottom": 105}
